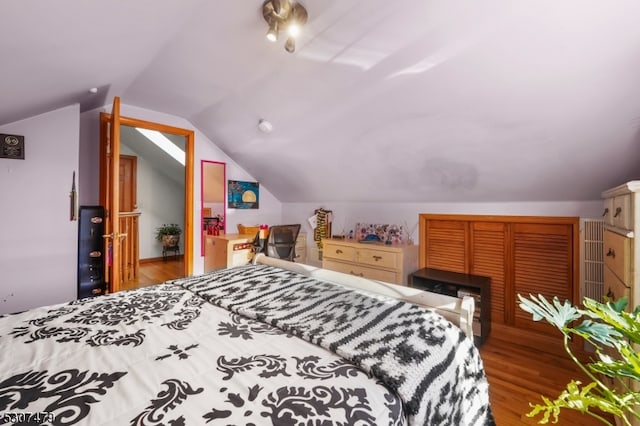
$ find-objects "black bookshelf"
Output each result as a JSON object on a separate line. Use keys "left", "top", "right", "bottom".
{"left": 409, "top": 268, "right": 491, "bottom": 346}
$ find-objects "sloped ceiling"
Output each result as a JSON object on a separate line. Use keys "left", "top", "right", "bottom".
{"left": 3, "top": 0, "right": 640, "bottom": 202}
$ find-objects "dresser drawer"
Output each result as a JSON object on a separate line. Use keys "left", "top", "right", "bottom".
{"left": 604, "top": 265, "right": 630, "bottom": 304}
{"left": 612, "top": 194, "right": 633, "bottom": 231}
{"left": 323, "top": 242, "right": 356, "bottom": 262}
{"left": 603, "top": 230, "right": 631, "bottom": 284}
{"left": 323, "top": 259, "right": 398, "bottom": 283}
{"left": 603, "top": 198, "right": 615, "bottom": 226}
{"left": 357, "top": 248, "right": 398, "bottom": 269}
{"left": 294, "top": 246, "right": 307, "bottom": 263}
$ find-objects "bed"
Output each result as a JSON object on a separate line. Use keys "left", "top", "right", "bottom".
{"left": 0, "top": 255, "right": 494, "bottom": 425}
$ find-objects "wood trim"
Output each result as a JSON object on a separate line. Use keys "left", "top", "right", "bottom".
{"left": 420, "top": 213, "right": 579, "bottom": 225}
{"left": 99, "top": 112, "right": 195, "bottom": 280}
{"left": 140, "top": 255, "right": 184, "bottom": 264}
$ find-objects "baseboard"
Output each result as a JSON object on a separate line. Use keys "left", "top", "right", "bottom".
{"left": 140, "top": 255, "right": 184, "bottom": 264}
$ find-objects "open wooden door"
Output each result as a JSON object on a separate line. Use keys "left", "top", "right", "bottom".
{"left": 104, "top": 96, "right": 124, "bottom": 293}
{"left": 99, "top": 98, "right": 195, "bottom": 289}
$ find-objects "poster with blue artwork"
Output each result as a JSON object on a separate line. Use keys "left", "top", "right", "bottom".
{"left": 228, "top": 180, "right": 259, "bottom": 209}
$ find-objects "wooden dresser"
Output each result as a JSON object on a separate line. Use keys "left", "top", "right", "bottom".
{"left": 322, "top": 239, "right": 418, "bottom": 285}
{"left": 601, "top": 181, "right": 640, "bottom": 426}
{"left": 204, "top": 233, "right": 254, "bottom": 272}
{"left": 602, "top": 181, "right": 640, "bottom": 306}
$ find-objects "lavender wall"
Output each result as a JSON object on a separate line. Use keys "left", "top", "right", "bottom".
{"left": 0, "top": 105, "right": 80, "bottom": 314}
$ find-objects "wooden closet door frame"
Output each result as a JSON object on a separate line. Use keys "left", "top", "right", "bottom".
{"left": 99, "top": 107, "right": 195, "bottom": 284}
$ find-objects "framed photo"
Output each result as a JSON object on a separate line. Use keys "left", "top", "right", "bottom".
{"left": 228, "top": 180, "right": 259, "bottom": 209}
{"left": 0, "top": 134, "right": 25, "bottom": 159}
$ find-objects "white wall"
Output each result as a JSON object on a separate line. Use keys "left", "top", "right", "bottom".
{"left": 120, "top": 144, "right": 184, "bottom": 259}
{"left": 283, "top": 200, "right": 604, "bottom": 263}
{"left": 79, "top": 104, "right": 283, "bottom": 275}
{"left": 0, "top": 105, "right": 80, "bottom": 314}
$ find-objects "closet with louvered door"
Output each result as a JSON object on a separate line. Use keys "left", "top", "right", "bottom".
{"left": 511, "top": 222, "right": 574, "bottom": 334}
{"left": 469, "top": 222, "right": 507, "bottom": 325}
{"left": 422, "top": 219, "right": 468, "bottom": 273}
{"left": 420, "top": 214, "right": 578, "bottom": 336}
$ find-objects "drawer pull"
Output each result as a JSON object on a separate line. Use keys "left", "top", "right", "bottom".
{"left": 602, "top": 207, "right": 609, "bottom": 217}
{"left": 606, "top": 288, "right": 615, "bottom": 300}
{"left": 349, "top": 270, "right": 364, "bottom": 277}
{"left": 372, "top": 255, "right": 382, "bottom": 261}
{"left": 614, "top": 207, "right": 622, "bottom": 218}
{"left": 606, "top": 248, "right": 616, "bottom": 258}
{"left": 336, "top": 249, "right": 343, "bottom": 254}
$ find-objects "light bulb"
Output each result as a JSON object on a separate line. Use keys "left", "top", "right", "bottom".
{"left": 287, "top": 23, "right": 300, "bottom": 38}
{"left": 266, "top": 20, "right": 278, "bottom": 42}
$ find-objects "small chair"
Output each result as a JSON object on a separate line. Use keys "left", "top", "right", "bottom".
{"left": 264, "top": 224, "right": 301, "bottom": 261}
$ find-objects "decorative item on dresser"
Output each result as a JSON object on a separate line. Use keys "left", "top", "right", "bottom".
{"left": 321, "top": 238, "right": 418, "bottom": 285}
{"left": 601, "top": 180, "right": 640, "bottom": 426}
{"left": 419, "top": 213, "right": 579, "bottom": 353}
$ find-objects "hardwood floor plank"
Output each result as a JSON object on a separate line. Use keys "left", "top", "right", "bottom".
{"left": 121, "top": 257, "right": 185, "bottom": 291}
{"left": 481, "top": 332, "right": 615, "bottom": 426}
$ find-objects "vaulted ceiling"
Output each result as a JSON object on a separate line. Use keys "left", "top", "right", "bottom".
{"left": 3, "top": 0, "right": 640, "bottom": 202}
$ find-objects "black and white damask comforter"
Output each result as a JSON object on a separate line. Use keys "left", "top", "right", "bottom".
{"left": 0, "top": 264, "right": 494, "bottom": 425}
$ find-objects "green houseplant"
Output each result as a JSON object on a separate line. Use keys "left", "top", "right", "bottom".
{"left": 518, "top": 294, "right": 640, "bottom": 425}
{"left": 155, "top": 223, "right": 182, "bottom": 247}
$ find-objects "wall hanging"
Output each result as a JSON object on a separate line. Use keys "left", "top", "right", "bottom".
{"left": 228, "top": 180, "right": 259, "bottom": 209}
{"left": 0, "top": 133, "right": 25, "bottom": 159}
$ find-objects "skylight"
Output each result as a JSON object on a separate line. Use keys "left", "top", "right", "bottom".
{"left": 135, "top": 128, "right": 185, "bottom": 165}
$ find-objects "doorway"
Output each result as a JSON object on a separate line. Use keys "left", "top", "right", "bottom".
{"left": 99, "top": 113, "right": 194, "bottom": 291}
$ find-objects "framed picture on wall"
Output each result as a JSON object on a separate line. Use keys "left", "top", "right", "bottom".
{"left": 0, "top": 134, "right": 25, "bottom": 159}
{"left": 228, "top": 180, "right": 259, "bottom": 209}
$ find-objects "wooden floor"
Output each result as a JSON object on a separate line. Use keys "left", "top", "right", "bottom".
{"left": 121, "top": 256, "right": 185, "bottom": 291}
{"left": 120, "top": 260, "right": 615, "bottom": 425}
{"left": 481, "top": 331, "right": 615, "bottom": 425}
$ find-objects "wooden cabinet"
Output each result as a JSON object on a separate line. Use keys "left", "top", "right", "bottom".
{"left": 602, "top": 181, "right": 639, "bottom": 307}
{"left": 601, "top": 181, "right": 640, "bottom": 426}
{"left": 204, "top": 233, "right": 254, "bottom": 272}
{"left": 419, "top": 214, "right": 578, "bottom": 336}
{"left": 322, "top": 239, "right": 418, "bottom": 285}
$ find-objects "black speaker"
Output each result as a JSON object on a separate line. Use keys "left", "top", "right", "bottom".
{"left": 77, "top": 205, "right": 106, "bottom": 299}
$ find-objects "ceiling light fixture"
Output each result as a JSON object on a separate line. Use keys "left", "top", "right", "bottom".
{"left": 262, "top": 0, "right": 307, "bottom": 53}
{"left": 257, "top": 119, "right": 273, "bottom": 133}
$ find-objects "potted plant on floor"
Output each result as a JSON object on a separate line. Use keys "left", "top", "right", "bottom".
{"left": 518, "top": 294, "right": 640, "bottom": 425}
{"left": 155, "top": 223, "right": 182, "bottom": 248}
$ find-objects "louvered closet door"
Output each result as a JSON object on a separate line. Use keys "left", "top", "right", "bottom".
{"left": 512, "top": 223, "right": 574, "bottom": 333}
{"left": 470, "top": 222, "right": 507, "bottom": 325}
{"left": 424, "top": 220, "right": 468, "bottom": 272}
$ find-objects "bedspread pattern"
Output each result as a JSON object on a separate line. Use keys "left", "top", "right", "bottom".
{"left": 175, "top": 264, "right": 495, "bottom": 426}
{"left": 0, "top": 281, "right": 404, "bottom": 425}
